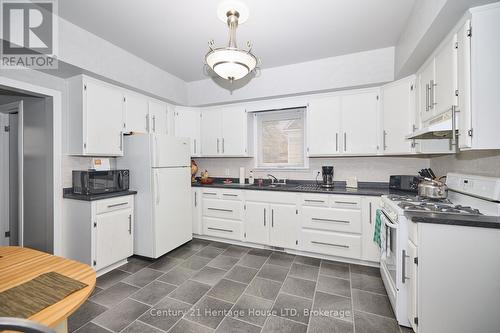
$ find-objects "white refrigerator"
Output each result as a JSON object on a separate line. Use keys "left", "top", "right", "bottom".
{"left": 117, "top": 133, "right": 192, "bottom": 258}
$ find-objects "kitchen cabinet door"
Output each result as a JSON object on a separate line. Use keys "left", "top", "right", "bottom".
{"left": 200, "top": 110, "right": 222, "bottom": 156}
{"left": 149, "top": 100, "right": 169, "bottom": 135}
{"left": 175, "top": 107, "right": 201, "bottom": 156}
{"left": 434, "top": 35, "right": 458, "bottom": 117}
{"left": 221, "top": 107, "right": 248, "bottom": 156}
{"left": 381, "top": 76, "right": 415, "bottom": 154}
{"left": 192, "top": 189, "right": 202, "bottom": 235}
{"left": 94, "top": 208, "right": 133, "bottom": 271}
{"left": 457, "top": 19, "right": 472, "bottom": 149}
{"left": 419, "top": 60, "right": 435, "bottom": 123}
{"left": 361, "top": 197, "right": 380, "bottom": 262}
{"left": 341, "top": 91, "right": 379, "bottom": 155}
{"left": 84, "top": 79, "right": 125, "bottom": 156}
{"left": 244, "top": 202, "right": 269, "bottom": 245}
{"left": 124, "top": 93, "right": 149, "bottom": 133}
{"left": 269, "top": 203, "right": 298, "bottom": 249}
{"left": 307, "top": 96, "right": 342, "bottom": 156}
{"left": 407, "top": 239, "right": 418, "bottom": 332}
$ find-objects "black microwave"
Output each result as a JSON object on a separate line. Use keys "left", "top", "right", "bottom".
{"left": 72, "top": 170, "right": 129, "bottom": 195}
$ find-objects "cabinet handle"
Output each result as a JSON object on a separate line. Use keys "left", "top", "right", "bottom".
{"left": 369, "top": 202, "right": 372, "bottom": 224}
{"left": 222, "top": 138, "right": 225, "bottom": 154}
{"left": 146, "top": 114, "right": 150, "bottom": 132}
{"left": 152, "top": 116, "right": 156, "bottom": 132}
{"left": 223, "top": 193, "right": 238, "bottom": 197}
{"left": 344, "top": 132, "right": 347, "bottom": 152}
{"left": 156, "top": 173, "right": 160, "bottom": 204}
{"left": 208, "top": 227, "right": 233, "bottom": 233}
{"left": 312, "top": 218, "right": 349, "bottom": 224}
{"left": 334, "top": 201, "right": 357, "bottom": 205}
{"left": 430, "top": 79, "right": 437, "bottom": 109}
{"left": 217, "top": 138, "right": 220, "bottom": 154}
{"left": 311, "top": 240, "right": 349, "bottom": 249}
{"left": 402, "top": 249, "right": 410, "bottom": 283}
{"left": 305, "top": 199, "right": 325, "bottom": 203}
{"left": 119, "top": 133, "right": 123, "bottom": 151}
{"left": 128, "top": 214, "right": 132, "bottom": 234}
{"left": 107, "top": 202, "right": 128, "bottom": 208}
{"left": 425, "top": 83, "right": 429, "bottom": 111}
{"left": 194, "top": 139, "right": 197, "bottom": 154}
{"left": 336, "top": 133, "right": 338, "bottom": 152}
{"left": 264, "top": 208, "right": 266, "bottom": 226}
{"left": 271, "top": 209, "right": 274, "bottom": 228}
{"left": 194, "top": 191, "right": 197, "bottom": 207}
{"left": 204, "top": 192, "right": 217, "bottom": 196}
{"left": 383, "top": 130, "right": 387, "bottom": 150}
{"left": 207, "top": 207, "right": 233, "bottom": 213}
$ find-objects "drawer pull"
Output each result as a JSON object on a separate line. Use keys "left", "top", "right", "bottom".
{"left": 107, "top": 202, "right": 128, "bottom": 208}
{"left": 312, "top": 218, "right": 349, "bottom": 224}
{"left": 207, "top": 208, "right": 233, "bottom": 213}
{"left": 311, "top": 240, "right": 349, "bottom": 249}
{"left": 334, "top": 201, "right": 357, "bottom": 205}
{"left": 223, "top": 194, "right": 238, "bottom": 197}
{"left": 208, "top": 227, "right": 233, "bottom": 233}
{"left": 305, "top": 199, "right": 325, "bottom": 203}
{"left": 204, "top": 192, "right": 217, "bottom": 196}
{"left": 128, "top": 214, "right": 132, "bottom": 234}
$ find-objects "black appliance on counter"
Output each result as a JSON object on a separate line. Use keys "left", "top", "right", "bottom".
{"left": 321, "top": 166, "right": 334, "bottom": 188}
{"left": 389, "top": 175, "right": 419, "bottom": 193}
{"left": 72, "top": 170, "right": 129, "bottom": 195}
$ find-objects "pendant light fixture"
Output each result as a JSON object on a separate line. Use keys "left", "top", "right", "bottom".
{"left": 205, "top": 2, "right": 258, "bottom": 82}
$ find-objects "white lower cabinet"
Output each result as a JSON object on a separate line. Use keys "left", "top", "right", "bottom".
{"left": 192, "top": 188, "right": 202, "bottom": 235}
{"left": 63, "top": 195, "right": 134, "bottom": 274}
{"left": 407, "top": 238, "right": 418, "bottom": 332}
{"left": 197, "top": 188, "right": 379, "bottom": 264}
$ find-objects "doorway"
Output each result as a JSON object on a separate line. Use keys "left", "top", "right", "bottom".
{"left": 0, "top": 90, "right": 54, "bottom": 253}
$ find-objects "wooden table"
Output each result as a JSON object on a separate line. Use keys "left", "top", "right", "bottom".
{"left": 0, "top": 247, "right": 96, "bottom": 333}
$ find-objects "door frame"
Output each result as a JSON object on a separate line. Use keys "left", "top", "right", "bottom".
{"left": 0, "top": 77, "right": 63, "bottom": 255}
{"left": 0, "top": 102, "right": 23, "bottom": 246}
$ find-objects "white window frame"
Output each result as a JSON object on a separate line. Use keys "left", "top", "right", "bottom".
{"left": 253, "top": 108, "right": 308, "bottom": 170}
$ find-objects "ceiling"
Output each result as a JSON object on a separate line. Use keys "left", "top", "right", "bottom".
{"left": 59, "top": 0, "right": 415, "bottom": 82}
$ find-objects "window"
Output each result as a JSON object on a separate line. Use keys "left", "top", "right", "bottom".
{"left": 255, "top": 108, "right": 306, "bottom": 168}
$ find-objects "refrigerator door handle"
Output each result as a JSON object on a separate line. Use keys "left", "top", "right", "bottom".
{"left": 155, "top": 135, "right": 159, "bottom": 167}
{"left": 156, "top": 172, "right": 160, "bottom": 204}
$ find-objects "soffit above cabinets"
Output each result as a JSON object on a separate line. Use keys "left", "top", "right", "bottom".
{"left": 59, "top": 0, "right": 415, "bottom": 82}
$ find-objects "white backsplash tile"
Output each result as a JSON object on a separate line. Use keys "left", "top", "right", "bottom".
{"left": 194, "top": 156, "right": 430, "bottom": 183}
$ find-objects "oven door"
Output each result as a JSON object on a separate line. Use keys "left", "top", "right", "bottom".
{"left": 380, "top": 210, "right": 399, "bottom": 301}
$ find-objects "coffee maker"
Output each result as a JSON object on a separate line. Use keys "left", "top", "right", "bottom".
{"left": 321, "top": 166, "right": 334, "bottom": 188}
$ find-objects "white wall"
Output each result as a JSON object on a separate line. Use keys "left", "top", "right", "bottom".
{"left": 187, "top": 47, "right": 395, "bottom": 106}
{"left": 430, "top": 150, "right": 500, "bottom": 178}
{"left": 195, "top": 156, "right": 430, "bottom": 183}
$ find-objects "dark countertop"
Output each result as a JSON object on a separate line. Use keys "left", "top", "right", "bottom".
{"left": 191, "top": 178, "right": 405, "bottom": 197}
{"left": 63, "top": 188, "right": 137, "bottom": 201}
{"left": 406, "top": 211, "right": 500, "bottom": 229}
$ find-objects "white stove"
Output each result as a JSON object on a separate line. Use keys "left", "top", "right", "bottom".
{"left": 379, "top": 173, "right": 500, "bottom": 328}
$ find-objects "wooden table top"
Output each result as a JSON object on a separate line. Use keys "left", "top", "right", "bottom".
{"left": 0, "top": 246, "right": 96, "bottom": 328}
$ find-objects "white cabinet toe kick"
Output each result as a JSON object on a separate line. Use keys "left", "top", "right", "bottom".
{"left": 192, "top": 188, "right": 381, "bottom": 265}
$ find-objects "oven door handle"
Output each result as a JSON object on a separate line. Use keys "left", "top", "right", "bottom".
{"left": 381, "top": 210, "right": 398, "bottom": 229}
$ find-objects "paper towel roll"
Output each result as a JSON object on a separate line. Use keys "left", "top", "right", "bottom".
{"left": 239, "top": 167, "right": 245, "bottom": 184}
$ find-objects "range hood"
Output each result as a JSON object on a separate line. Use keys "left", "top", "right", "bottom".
{"left": 406, "top": 108, "right": 457, "bottom": 140}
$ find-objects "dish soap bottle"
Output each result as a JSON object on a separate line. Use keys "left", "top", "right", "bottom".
{"left": 248, "top": 170, "right": 255, "bottom": 185}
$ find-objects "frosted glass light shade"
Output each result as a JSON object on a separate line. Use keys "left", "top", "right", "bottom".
{"left": 206, "top": 48, "right": 257, "bottom": 80}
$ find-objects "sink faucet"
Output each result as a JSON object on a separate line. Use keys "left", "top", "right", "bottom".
{"left": 267, "top": 174, "right": 286, "bottom": 185}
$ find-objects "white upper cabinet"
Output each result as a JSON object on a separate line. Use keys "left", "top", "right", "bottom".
{"left": 307, "top": 96, "right": 341, "bottom": 156}
{"left": 434, "top": 34, "right": 458, "bottom": 116}
{"left": 68, "top": 75, "right": 125, "bottom": 156}
{"left": 148, "top": 99, "right": 170, "bottom": 135}
{"left": 457, "top": 19, "right": 472, "bottom": 149}
{"left": 418, "top": 59, "right": 435, "bottom": 123}
{"left": 200, "top": 110, "right": 222, "bottom": 156}
{"left": 381, "top": 76, "right": 415, "bottom": 154}
{"left": 307, "top": 89, "right": 379, "bottom": 156}
{"left": 200, "top": 106, "right": 250, "bottom": 157}
{"left": 124, "top": 93, "right": 149, "bottom": 133}
{"left": 341, "top": 91, "right": 379, "bottom": 155}
{"left": 175, "top": 107, "right": 201, "bottom": 156}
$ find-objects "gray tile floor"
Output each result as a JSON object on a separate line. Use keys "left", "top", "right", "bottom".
{"left": 69, "top": 239, "right": 413, "bottom": 333}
